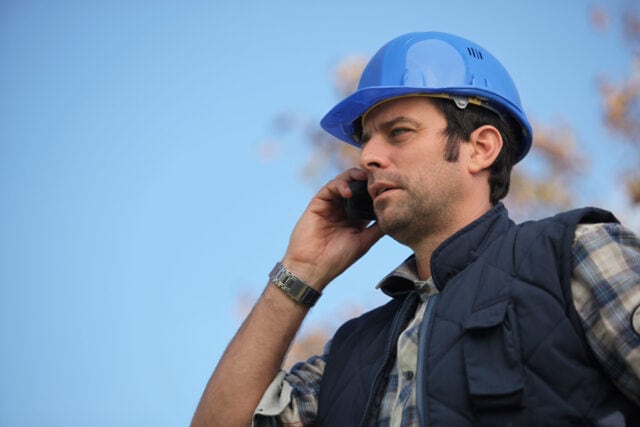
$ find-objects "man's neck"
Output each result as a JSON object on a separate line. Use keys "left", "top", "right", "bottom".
{"left": 412, "top": 235, "right": 446, "bottom": 280}
{"left": 412, "top": 201, "right": 494, "bottom": 280}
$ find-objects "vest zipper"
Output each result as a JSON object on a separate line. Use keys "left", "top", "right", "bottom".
{"left": 416, "top": 293, "right": 439, "bottom": 427}
{"left": 359, "top": 292, "right": 419, "bottom": 427}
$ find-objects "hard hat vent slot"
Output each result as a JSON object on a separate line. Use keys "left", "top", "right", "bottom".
{"left": 467, "top": 47, "right": 484, "bottom": 60}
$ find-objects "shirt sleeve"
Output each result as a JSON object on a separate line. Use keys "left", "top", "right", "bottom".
{"left": 252, "top": 341, "right": 330, "bottom": 426}
{"left": 571, "top": 222, "right": 640, "bottom": 405}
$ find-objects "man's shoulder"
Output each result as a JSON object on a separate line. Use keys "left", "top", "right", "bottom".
{"left": 513, "top": 207, "right": 619, "bottom": 239}
{"left": 553, "top": 206, "right": 618, "bottom": 224}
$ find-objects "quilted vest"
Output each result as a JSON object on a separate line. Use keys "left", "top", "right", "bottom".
{"left": 317, "top": 204, "right": 640, "bottom": 426}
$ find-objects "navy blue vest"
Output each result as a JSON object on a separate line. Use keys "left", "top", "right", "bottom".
{"left": 317, "top": 204, "right": 639, "bottom": 426}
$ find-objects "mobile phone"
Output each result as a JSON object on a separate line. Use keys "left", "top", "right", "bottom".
{"left": 342, "top": 180, "right": 376, "bottom": 221}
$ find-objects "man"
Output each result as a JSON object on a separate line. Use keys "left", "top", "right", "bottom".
{"left": 192, "top": 32, "right": 640, "bottom": 426}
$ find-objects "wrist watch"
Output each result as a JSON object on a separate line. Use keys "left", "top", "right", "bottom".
{"left": 269, "top": 262, "right": 322, "bottom": 307}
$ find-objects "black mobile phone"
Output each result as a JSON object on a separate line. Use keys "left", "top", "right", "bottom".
{"left": 342, "top": 180, "right": 375, "bottom": 221}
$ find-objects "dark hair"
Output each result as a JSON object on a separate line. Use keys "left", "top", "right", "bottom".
{"left": 430, "top": 98, "right": 521, "bottom": 204}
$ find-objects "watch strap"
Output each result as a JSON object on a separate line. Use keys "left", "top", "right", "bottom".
{"left": 269, "top": 262, "right": 321, "bottom": 307}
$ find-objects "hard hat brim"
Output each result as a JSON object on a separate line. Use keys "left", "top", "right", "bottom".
{"left": 320, "top": 86, "right": 533, "bottom": 163}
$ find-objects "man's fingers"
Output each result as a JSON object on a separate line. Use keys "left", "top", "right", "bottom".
{"left": 320, "top": 168, "right": 368, "bottom": 201}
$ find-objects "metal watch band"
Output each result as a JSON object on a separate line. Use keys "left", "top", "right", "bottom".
{"left": 269, "top": 262, "right": 321, "bottom": 307}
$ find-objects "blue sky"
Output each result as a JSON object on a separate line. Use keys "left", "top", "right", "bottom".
{"left": 1, "top": 1, "right": 637, "bottom": 426}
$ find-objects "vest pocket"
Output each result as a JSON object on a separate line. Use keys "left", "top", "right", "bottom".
{"left": 463, "top": 300, "right": 525, "bottom": 411}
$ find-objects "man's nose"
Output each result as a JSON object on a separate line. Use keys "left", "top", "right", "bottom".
{"left": 359, "top": 134, "right": 389, "bottom": 171}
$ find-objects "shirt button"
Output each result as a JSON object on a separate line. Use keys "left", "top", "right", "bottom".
{"left": 403, "top": 370, "right": 414, "bottom": 381}
{"left": 632, "top": 306, "right": 640, "bottom": 335}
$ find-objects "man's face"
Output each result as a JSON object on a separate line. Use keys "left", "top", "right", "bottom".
{"left": 359, "top": 96, "right": 467, "bottom": 247}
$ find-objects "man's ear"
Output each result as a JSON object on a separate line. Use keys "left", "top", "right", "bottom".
{"left": 467, "top": 125, "right": 503, "bottom": 174}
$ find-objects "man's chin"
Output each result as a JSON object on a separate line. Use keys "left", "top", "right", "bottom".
{"left": 376, "top": 212, "right": 403, "bottom": 238}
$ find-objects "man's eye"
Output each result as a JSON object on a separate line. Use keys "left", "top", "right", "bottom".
{"left": 390, "top": 128, "right": 411, "bottom": 138}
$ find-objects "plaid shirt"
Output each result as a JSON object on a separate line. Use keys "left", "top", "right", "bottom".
{"left": 253, "top": 223, "right": 640, "bottom": 426}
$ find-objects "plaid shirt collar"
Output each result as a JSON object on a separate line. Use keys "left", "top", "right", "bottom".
{"left": 377, "top": 256, "right": 437, "bottom": 301}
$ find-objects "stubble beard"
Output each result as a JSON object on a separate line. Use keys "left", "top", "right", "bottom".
{"left": 376, "top": 188, "right": 449, "bottom": 248}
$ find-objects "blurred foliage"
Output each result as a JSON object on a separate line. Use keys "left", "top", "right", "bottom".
{"left": 592, "top": 2, "right": 640, "bottom": 203}
{"left": 507, "top": 119, "right": 587, "bottom": 219}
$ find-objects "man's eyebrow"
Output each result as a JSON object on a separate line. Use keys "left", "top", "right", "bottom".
{"left": 360, "top": 116, "right": 421, "bottom": 144}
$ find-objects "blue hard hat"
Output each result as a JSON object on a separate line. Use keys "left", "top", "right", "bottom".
{"left": 320, "top": 32, "right": 533, "bottom": 163}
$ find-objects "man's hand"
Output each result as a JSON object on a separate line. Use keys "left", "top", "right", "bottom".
{"left": 282, "top": 168, "right": 384, "bottom": 290}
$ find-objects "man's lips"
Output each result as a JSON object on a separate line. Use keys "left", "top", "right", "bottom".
{"left": 369, "top": 182, "right": 400, "bottom": 199}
